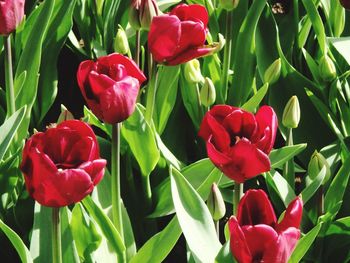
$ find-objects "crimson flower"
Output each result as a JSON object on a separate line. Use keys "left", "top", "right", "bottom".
{"left": 340, "top": 0, "right": 350, "bottom": 9}
{"left": 77, "top": 53, "right": 146, "bottom": 124}
{"left": 0, "top": 0, "right": 25, "bottom": 36}
{"left": 198, "top": 105, "right": 278, "bottom": 183}
{"left": 148, "top": 4, "right": 217, "bottom": 65}
{"left": 229, "top": 189, "right": 303, "bottom": 263}
{"left": 20, "top": 120, "right": 106, "bottom": 207}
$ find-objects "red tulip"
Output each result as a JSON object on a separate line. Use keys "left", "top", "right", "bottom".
{"left": 340, "top": 0, "right": 350, "bottom": 9}
{"left": 0, "top": 0, "right": 25, "bottom": 36}
{"left": 198, "top": 105, "right": 278, "bottom": 183}
{"left": 148, "top": 4, "right": 217, "bottom": 65}
{"left": 229, "top": 190, "right": 303, "bottom": 263}
{"left": 77, "top": 53, "right": 146, "bottom": 124}
{"left": 20, "top": 120, "right": 106, "bottom": 207}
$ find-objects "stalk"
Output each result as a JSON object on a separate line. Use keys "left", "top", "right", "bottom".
{"left": 52, "top": 208, "right": 62, "bottom": 263}
{"left": 135, "top": 30, "right": 141, "bottom": 66}
{"left": 234, "top": 183, "right": 243, "bottom": 215}
{"left": 284, "top": 128, "right": 295, "bottom": 189}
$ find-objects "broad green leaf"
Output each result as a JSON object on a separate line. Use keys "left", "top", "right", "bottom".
{"left": 81, "top": 196, "right": 125, "bottom": 259}
{"left": 329, "top": 37, "right": 350, "bottom": 66}
{"left": 0, "top": 219, "right": 33, "bottom": 263}
{"left": 301, "top": 167, "right": 326, "bottom": 205}
{"left": 130, "top": 216, "right": 181, "bottom": 263}
{"left": 228, "top": 0, "right": 267, "bottom": 106}
{"left": 268, "top": 171, "right": 296, "bottom": 207}
{"left": 325, "top": 156, "right": 350, "bottom": 219}
{"left": 215, "top": 241, "right": 235, "bottom": 263}
{"left": 83, "top": 106, "right": 112, "bottom": 138}
{"left": 102, "top": 0, "right": 121, "bottom": 51}
{"left": 269, "top": 144, "right": 307, "bottom": 169}
{"left": 155, "top": 132, "right": 183, "bottom": 170}
{"left": 0, "top": 106, "right": 25, "bottom": 161}
{"left": 71, "top": 203, "right": 102, "bottom": 261}
{"left": 122, "top": 104, "right": 160, "bottom": 176}
{"left": 170, "top": 167, "right": 221, "bottom": 263}
{"left": 288, "top": 223, "right": 322, "bottom": 263}
{"left": 241, "top": 83, "right": 269, "bottom": 112}
{"left": 150, "top": 158, "right": 221, "bottom": 218}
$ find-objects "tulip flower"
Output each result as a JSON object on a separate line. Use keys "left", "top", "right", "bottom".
{"left": 0, "top": 0, "right": 25, "bottom": 36}
{"left": 229, "top": 189, "right": 303, "bottom": 263}
{"left": 148, "top": 4, "right": 218, "bottom": 65}
{"left": 129, "top": 0, "right": 160, "bottom": 30}
{"left": 77, "top": 53, "right": 146, "bottom": 124}
{"left": 340, "top": 0, "right": 350, "bottom": 9}
{"left": 199, "top": 105, "right": 278, "bottom": 183}
{"left": 20, "top": 120, "right": 107, "bottom": 207}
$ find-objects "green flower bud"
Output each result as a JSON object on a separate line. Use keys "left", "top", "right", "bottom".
{"left": 282, "top": 96, "right": 300, "bottom": 128}
{"left": 129, "top": 0, "right": 160, "bottom": 30}
{"left": 114, "top": 26, "right": 130, "bottom": 55}
{"left": 319, "top": 55, "right": 336, "bottom": 82}
{"left": 207, "top": 183, "right": 226, "bottom": 221}
{"left": 220, "top": 0, "right": 239, "bottom": 11}
{"left": 263, "top": 58, "right": 281, "bottom": 85}
{"left": 308, "top": 151, "right": 331, "bottom": 184}
{"left": 57, "top": 105, "right": 74, "bottom": 124}
{"left": 200, "top": 77, "right": 216, "bottom": 107}
{"left": 184, "top": 59, "right": 204, "bottom": 84}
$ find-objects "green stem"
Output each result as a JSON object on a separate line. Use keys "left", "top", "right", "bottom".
{"left": 234, "top": 183, "right": 243, "bottom": 215}
{"left": 195, "top": 83, "right": 204, "bottom": 121}
{"left": 52, "top": 207, "right": 62, "bottom": 263}
{"left": 145, "top": 63, "right": 159, "bottom": 124}
{"left": 142, "top": 174, "right": 152, "bottom": 212}
{"left": 220, "top": 10, "right": 233, "bottom": 103}
{"left": 317, "top": 185, "right": 324, "bottom": 217}
{"left": 284, "top": 128, "right": 295, "bottom": 189}
{"left": 135, "top": 30, "right": 141, "bottom": 66}
{"left": 112, "top": 123, "right": 123, "bottom": 240}
{"left": 4, "top": 36, "right": 16, "bottom": 116}
{"left": 215, "top": 220, "right": 219, "bottom": 240}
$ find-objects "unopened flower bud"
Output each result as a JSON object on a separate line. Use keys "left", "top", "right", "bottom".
{"left": 207, "top": 183, "right": 226, "bottom": 221}
{"left": 282, "top": 96, "right": 300, "bottom": 129}
{"left": 308, "top": 151, "right": 331, "bottom": 184}
{"left": 220, "top": 0, "right": 239, "bottom": 11}
{"left": 57, "top": 105, "right": 74, "bottom": 124}
{"left": 263, "top": 58, "right": 281, "bottom": 85}
{"left": 319, "top": 55, "right": 337, "bottom": 82}
{"left": 340, "top": 0, "right": 350, "bottom": 10}
{"left": 200, "top": 77, "right": 216, "bottom": 107}
{"left": 129, "top": 0, "right": 160, "bottom": 30}
{"left": 114, "top": 26, "right": 130, "bottom": 55}
{"left": 184, "top": 59, "right": 204, "bottom": 84}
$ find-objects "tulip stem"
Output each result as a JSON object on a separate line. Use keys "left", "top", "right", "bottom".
{"left": 234, "top": 183, "right": 243, "bottom": 215}
{"left": 317, "top": 185, "right": 324, "bottom": 216}
{"left": 135, "top": 30, "right": 141, "bottom": 66}
{"left": 220, "top": 10, "right": 233, "bottom": 103}
{"left": 215, "top": 220, "right": 220, "bottom": 240}
{"left": 52, "top": 207, "right": 62, "bottom": 263}
{"left": 145, "top": 63, "right": 159, "bottom": 124}
{"left": 284, "top": 128, "right": 295, "bottom": 189}
{"left": 112, "top": 123, "right": 124, "bottom": 241}
{"left": 4, "top": 36, "right": 16, "bottom": 116}
{"left": 195, "top": 83, "right": 204, "bottom": 121}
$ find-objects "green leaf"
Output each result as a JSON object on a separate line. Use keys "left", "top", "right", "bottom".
{"left": 150, "top": 159, "right": 221, "bottom": 218}
{"left": 130, "top": 216, "right": 181, "bottom": 263}
{"left": 0, "top": 219, "right": 33, "bottom": 263}
{"left": 325, "top": 156, "right": 350, "bottom": 219}
{"left": 288, "top": 223, "right": 323, "bottom": 263}
{"left": 215, "top": 241, "right": 235, "bottom": 263}
{"left": 269, "top": 144, "right": 307, "bottom": 169}
{"left": 83, "top": 106, "right": 112, "bottom": 138}
{"left": 121, "top": 104, "right": 160, "bottom": 176}
{"left": 0, "top": 106, "right": 26, "bottom": 161}
{"left": 71, "top": 203, "right": 102, "bottom": 261}
{"left": 241, "top": 83, "right": 269, "bottom": 112}
{"left": 267, "top": 171, "right": 296, "bottom": 207}
{"left": 81, "top": 196, "right": 125, "bottom": 259}
{"left": 329, "top": 37, "right": 350, "bottom": 66}
{"left": 301, "top": 167, "right": 326, "bottom": 205}
{"left": 170, "top": 167, "right": 221, "bottom": 263}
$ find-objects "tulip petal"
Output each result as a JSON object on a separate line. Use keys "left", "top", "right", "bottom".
{"left": 77, "top": 60, "right": 96, "bottom": 94}
{"left": 177, "top": 20, "right": 206, "bottom": 54}
{"left": 88, "top": 71, "right": 116, "bottom": 97}
{"left": 148, "top": 15, "right": 181, "bottom": 63}
{"left": 166, "top": 44, "right": 216, "bottom": 66}
{"left": 206, "top": 137, "right": 232, "bottom": 166}
{"left": 237, "top": 189, "right": 277, "bottom": 226}
{"left": 276, "top": 197, "right": 303, "bottom": 232}
{"left": 64, "top": 136, "right": 96, "bottom": 166}
{"left": 171, "top": 4, "right": 209, "bottom": 26}
{"left": 79, "top": 159, "right": 107, "bottom": 185}
{"left": 228, "top": 217, "right": 252, "bottom": 263}
{"left": 223, "top": 110, "right": 257, "bottom": 139}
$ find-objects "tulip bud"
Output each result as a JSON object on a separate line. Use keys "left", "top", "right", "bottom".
{"left": 114, "top": 26, "right": 130, "bottom": 55}
{"left": 308, "top": 151, "right": 331, "bottom": 184}
{"left": 184, "top": 59, "right": 204, "bottom": 84}
{"left": 282, "top": 96, "right": 300, "bottom": 129}
{"left": 207, "top": 183, "right": 226, "bottom": 221}
{"left": 200, "top": 77, "right": 216, "bottom": 107}
{"left": 263, "top": 58, "right": 282, "bottom": 85}
{"left": 0, "top": 0, "right": 25, "bottom": 36}
{"left": 220, "top": 0, "right": 239, "bottom": 11}
{"left": 129, "top": 0, "right": 160, "bottom": 30}
{"left": 340, "top": 0, "right": 350, "bottom": 9}
{"left": 57, "top": 105, "right": 74, "bottom": 124}
{"left": 319, "top": 55, "right": 337, "bottom": 82}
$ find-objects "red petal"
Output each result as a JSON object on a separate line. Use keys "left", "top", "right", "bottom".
{"left": 223, "top": 109, "right": 257, "bottom": 139}
{"left": 79, "top": 159, "right": 107, "bottom": 185}
{"left": 88, "top": 71, "right": 116, "bottom": 96}
{"left": 77, "top": 60, "right": 96, "bottom": 97}
{"left": 166, "top": 44, "right": 216, "bottom": 65}
{"left": 276, "top": 197, "right": 303, "bottom": 232}
{"left": 206, "top": 137, "right": 231, "bottom": 166}
{"left": 176, "top": 20, "right": 206, "bottom": 54}
{"left": 237, "top": 189, "right": 277, "bottom": 226}
{"left": 170, "top": 4, "right": 208, "bottom": 26}
{"left": 228, "top": 217, "right": 252, "bottom": 263}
